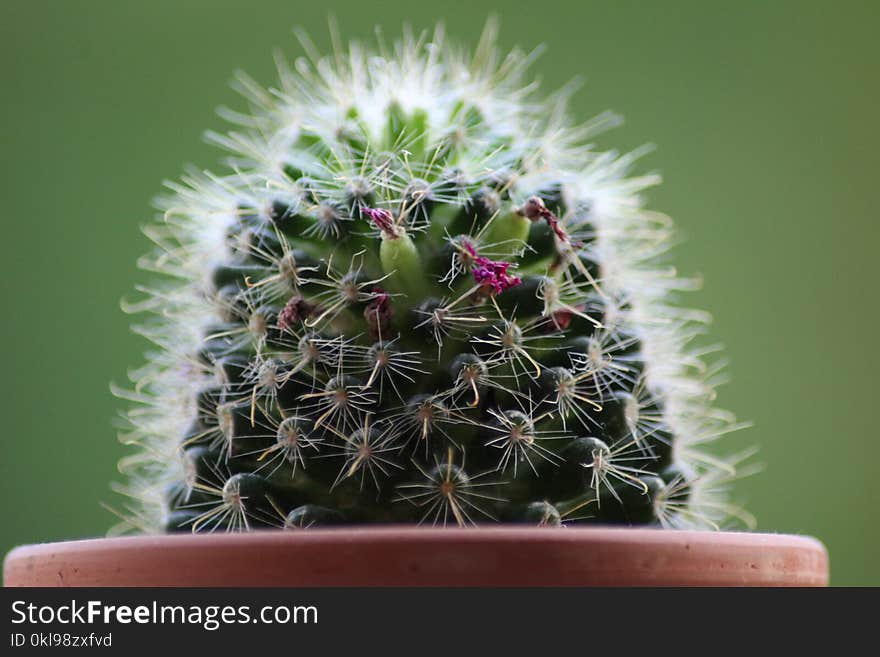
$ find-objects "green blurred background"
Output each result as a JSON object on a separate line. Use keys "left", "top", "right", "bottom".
{"left": 2, "top": 1, "right": 877, "bottom": 584}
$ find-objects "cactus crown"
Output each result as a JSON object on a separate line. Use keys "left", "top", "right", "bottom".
{"left": 115, "top": 23, "right": 751, "bottom": 533}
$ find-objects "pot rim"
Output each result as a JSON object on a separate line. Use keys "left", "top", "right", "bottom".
{"left": 4, "top": 526, "right": 829, "bottom": 587}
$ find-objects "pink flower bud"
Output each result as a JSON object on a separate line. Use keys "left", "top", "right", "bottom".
{"left": 363, "top": 207, "right": 398, "bottom": 237}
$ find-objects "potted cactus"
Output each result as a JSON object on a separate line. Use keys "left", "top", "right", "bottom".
{"left": 4, "top": 24, "right": 827, "bottom": 587}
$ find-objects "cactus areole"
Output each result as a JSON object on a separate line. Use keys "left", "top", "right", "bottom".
{"left": 114, "top": 24, "right": 755, "bottom": 535}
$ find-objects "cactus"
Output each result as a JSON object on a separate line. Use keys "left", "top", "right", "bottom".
{"left": 114, "top": 23, "right": 751, "bottom": 534}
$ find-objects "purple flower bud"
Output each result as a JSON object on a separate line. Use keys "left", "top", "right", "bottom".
{"left": 472, "top": 256, "right": 522, "bottom": 295}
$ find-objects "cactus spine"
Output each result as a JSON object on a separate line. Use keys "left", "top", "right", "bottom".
{"left": 115, "top": 23, "right": 750, "bottom": 533}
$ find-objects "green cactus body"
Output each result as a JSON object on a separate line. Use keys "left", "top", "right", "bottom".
{"left": 116, "top": 24, "right": 750, "bottom": 533}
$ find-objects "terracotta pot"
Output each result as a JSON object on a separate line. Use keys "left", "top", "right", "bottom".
{"left": 4, "top": 527, "right": 827, "bottom": 587}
